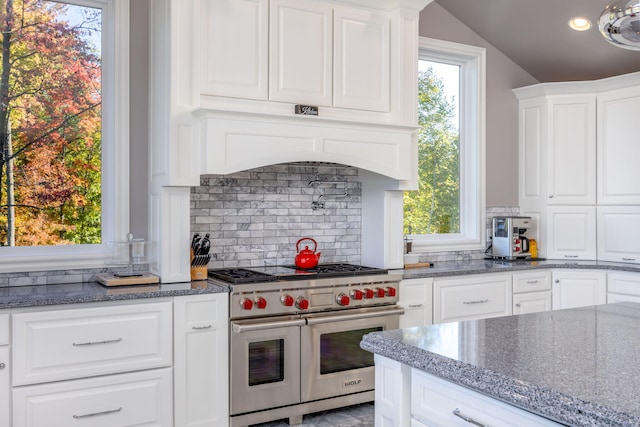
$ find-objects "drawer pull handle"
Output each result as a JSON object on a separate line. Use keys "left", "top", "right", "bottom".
{"left": 193, "top": 324, "right": 212, "bottom": 330}
{"left": 462, "top": 299, "right": 489, "bottom": 305}
{"left": 407, "top": 304, "right": 423, "bottom": 308}
{"left": 452, "top": 408, "right": 488, "bottom": 427}
{"left": 622, "top": 258, "right": 636, "bottom": 261}
{"left": 72, "top": 337, "right": 123, "bottom": 347}
{"left": 0, "top": 362, "right": 5, "bottom": 370}
{"left": 73, "top": 407, "right": 123, "bottom": 419}
{"left": 526, "top": 280, "right": 539, "bottom": 284}
{"left": 564, "top": 255, "right": 579, "bottom": 258}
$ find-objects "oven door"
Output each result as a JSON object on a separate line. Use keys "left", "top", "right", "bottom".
{"left": 230, "top": 315, "right": 305, "bottom": 415}
{"left": 300, "top": 306, "right": 403, "bottom": 402}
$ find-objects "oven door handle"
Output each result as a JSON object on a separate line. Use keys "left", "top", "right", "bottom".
{"left": 305, "top": 307, "right": 405, "bottom": 325}
{"left": 232, "top": 318, "right": 306, "bottom": 333}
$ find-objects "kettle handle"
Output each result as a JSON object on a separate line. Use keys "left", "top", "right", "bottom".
{"left": 296, "top": 237, "right": 317, "bottom": 253}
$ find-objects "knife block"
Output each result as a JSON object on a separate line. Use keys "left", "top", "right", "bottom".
{"left": 190, "top": 249, "right": 208, "bottom": 281}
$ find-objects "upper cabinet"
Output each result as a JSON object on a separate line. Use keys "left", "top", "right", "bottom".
{"left": 515, "top": 72, "right": 640, "bottom": 263}
{"left": 597, "top": 85, "right": 640, "bottom": 205}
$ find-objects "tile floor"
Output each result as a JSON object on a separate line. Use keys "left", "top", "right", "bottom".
{"left": 252, "top": 403, "right": 374, "bottom": 427}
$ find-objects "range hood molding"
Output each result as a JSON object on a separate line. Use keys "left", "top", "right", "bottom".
{"left": 192, "top": 109, "right": 418, "bottom": 182}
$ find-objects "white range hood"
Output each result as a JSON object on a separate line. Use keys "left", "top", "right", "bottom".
{"left": 148, "top": 0, "right": 432, "bottom": 282}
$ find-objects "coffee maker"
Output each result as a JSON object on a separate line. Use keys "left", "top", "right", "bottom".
{"left": 491, "top": 216, "right": 532, "bottom": 260}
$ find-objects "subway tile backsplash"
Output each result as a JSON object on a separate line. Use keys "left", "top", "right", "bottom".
{"left": 191, "top": 163, "right": 363, "bottom": 268}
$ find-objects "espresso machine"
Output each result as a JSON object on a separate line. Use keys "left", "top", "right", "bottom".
{"left": 491, "top": 216, "right": 532, "bottom": 260}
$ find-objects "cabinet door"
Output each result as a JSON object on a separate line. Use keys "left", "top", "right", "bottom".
{"left": 333, "top": 6, "right": 390, "bottom": 112}
{"left": 597, "top": 86, "right": 640, "bottom": 204}
{"left": 269, "top": 0, "right": 332, "bottom": 105}
{"left": 399, "top": 278, "right": 433, "bottom": 328}
{"left": 546, "top": 206, "right": 596, "bottom": 260}
{"left": 552, "top": 270, "right": 606, "bottom": 310}
{"left": 513, "top": 291, "right": 551, "bottom": 315}
{"left": 547, "top": 95, "right": 596, "bottom": 205}
{"left": 607, "top": 272, "right": 640, "bottom": 302}
{"left": 434, "top": 274, "right": 512, "bottom": 324}
{"left": 518, "top": 97, "right": 545, "bottom": 211}
{"left": 0, "top": 313, "right": 7, "bottom": 345}
{"left": 0, "top": 347, "right": 9, "bottom": 427}
{"left": 597, "top": 206, "right": 640, "bottom": 264}
{"left": 174, "top": 294, "right": 229, "bottom": 427}
{"left": 200, "top": 0, "right": 268, "bottom": 99}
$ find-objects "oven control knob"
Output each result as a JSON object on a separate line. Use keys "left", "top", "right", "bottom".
{"left": 296, "top": 297, "right": 310, "bottom": 310}
{"left": 281, "top": 295, "right": 294, "bottom": 307}
{"left": 364, "top": 288, "right": 375, "bottom": 299}
{"left": 255, "top": 297, "right": 267, "bottom": 309}
{"left": 337, "top": 293, "right": 350, "bottom": 306}
{"left": 386, "top": 287, "right": 397, "bottom": 297}
{"left": 375, "top": 287, "right": 386, "bottom": 298}
{"left": 351, "top": 289, "right": 364, "bottom": 300}
{"left": 240, "top": 298, "right": 253, "bottom": 310}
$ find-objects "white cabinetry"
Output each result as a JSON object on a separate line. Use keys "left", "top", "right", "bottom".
{"left": 597, "top": 206, "right": 640, "bottom": 263}
{"left": 1, "top": 313, "right": 9, "bottom": 427}
{"left": 551, "top": 269, "right": 606, "bottom": 310}
{"left": 399, "top": 278, "right": 433, "bottom": 328}
{"left": 607, "top": 272, "right": 640, "bottom": 303}
{"left": 12, "top": 302, "right": 173, "bottom": 386}
{"left": 174, "top": 294, "right": 229, "bottom": 427}
{"left": 411, "top": 369, "right": 560, "bottom": 427}
{"left": 516, "top": 72, "right": 640, "bottom": 264}
{"left": 546, "top": 206, "right": 597, "bottom": 260}
{"left": 13, "top": 368, "right": 173, "bottom": 427}
{"left": 597, "top": 86, "right": 640, "bottom": 205}
{"left": 512, "top": 271, "right": 551, "bottom": 314}
{"left": 546, "top": 95, "right": 596, "bottom": 205}
{"left": 433, "top": 274, "right": 511, "bottom": 324}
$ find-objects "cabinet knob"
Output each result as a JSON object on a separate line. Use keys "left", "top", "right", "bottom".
{"left": 0, "top": 362, "right": 4, "bottom": 370}
{"left": 549, "top": 195, "right": 554, "bottom": 198}
{"left": 555, "top": 279, "right": 560, "bottom": 283}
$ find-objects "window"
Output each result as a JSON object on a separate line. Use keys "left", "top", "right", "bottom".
{"left": 0, "top": 0, "right": 129, "bottom": 272}
{"left": 404, "top": 37, "right": 485, "bottom": 252}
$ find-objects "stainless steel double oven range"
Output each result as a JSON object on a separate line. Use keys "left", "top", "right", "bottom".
{"left": 208, "top": 263, "right": 403, "bottom": 427}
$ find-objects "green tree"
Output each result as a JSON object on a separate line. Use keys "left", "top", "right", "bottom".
{"left": 404, "top": 67, "right": 460, "bottom": 235}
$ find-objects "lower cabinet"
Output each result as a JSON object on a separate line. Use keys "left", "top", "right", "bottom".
{"left": 411, "top": 369, "right": 560, "bottom": 426}
{"left": 1, "top": 346, "right": 9, "bottom": 427}
{"left": 512, "top": 271, "right": 551, "bottom": 314}
{"left": 174, "top": 294, "right": 229, "bottom": 427}
{"left": 399, "top": 278, "right": 433, "bottom": 328}
{"left": 607, "top": 271, "right": 640, "bottom": 303}
{"left": 552, "top": 269, "right": 606, "bottom": 310}
{"left": 433, "top": 274, "right": 512, "bottom": 324}
{"left": 13, "top": 368, "right": 173, "bottom": 427}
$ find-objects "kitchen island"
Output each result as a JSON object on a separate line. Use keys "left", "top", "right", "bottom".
{"left": 361, "top": 302, "right": 640, "bottom": 427}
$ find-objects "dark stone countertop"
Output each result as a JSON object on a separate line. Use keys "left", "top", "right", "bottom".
{"left": 361, "top": 302, "right": 640, "bottom": 427}
{"left": 399, "top": 259, "right": 640, "bottom": 279}
{"left": 0, "top": 280, "right": 228, "bottom": 310}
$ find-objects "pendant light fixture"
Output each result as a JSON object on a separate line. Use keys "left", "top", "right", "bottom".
{"left": 598, "top": 0, "right": 640, "bottom": 50}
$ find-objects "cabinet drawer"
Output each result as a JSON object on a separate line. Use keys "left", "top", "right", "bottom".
{"left": 399, "top": 278, "right": 433, "bottom": 304}
{"left": 607, "top": 272, "right": 640, "bottom": 296}
{"left": 434, "top": 275, "right": 511, "bottom": 323}
{"left": 13, "top": 368, "right": 172, "bottom": 427}
{"left": 411, "top": 369, "right": 560, "bottom": 426}
{"left": 0, "top": 313, "right": 8, "bottom": 345}
{"left": 513, "top": 271, "right": 550, "bottom": 293}
{"left": 12, "top": 302, "right": 172, "bottom": 386}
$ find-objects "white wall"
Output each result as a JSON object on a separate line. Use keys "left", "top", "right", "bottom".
{"left": 419, "top": 3, "right": 539, "bottom": 208}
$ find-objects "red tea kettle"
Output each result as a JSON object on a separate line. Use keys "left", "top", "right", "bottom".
{"left": 295, "top": 237, "right": 321, "bottom": 269}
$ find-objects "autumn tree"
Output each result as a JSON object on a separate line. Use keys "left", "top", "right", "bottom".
{"left": 0, "top": 0, "right": 102, "bottom": 246}
{"left": 404, "top": 67, "right": 460, "bottom": 235}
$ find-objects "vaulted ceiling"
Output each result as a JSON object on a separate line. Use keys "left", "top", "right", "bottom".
{"left": 434, "top": 0, "right": 640, "bottom": 82}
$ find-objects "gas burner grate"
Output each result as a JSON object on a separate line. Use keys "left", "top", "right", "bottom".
{"left": 289, "top": 263, "right": 388, "bottom": 277}
{"left": 208, "top": 268, "right": 278, "bottom": 284}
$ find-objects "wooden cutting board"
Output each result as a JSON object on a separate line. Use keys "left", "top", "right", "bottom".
{"left": 96, "top": 273, "right": 160, "bottom": 287}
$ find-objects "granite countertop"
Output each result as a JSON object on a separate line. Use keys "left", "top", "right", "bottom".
{"left": 0, "top": 280, "right": 228, "bottom": 310}
{"left": 399, "top": 259, "right": 640, "bottom": 279}
{"left": 361, "top": 302, "right": 640, "bottom": 427}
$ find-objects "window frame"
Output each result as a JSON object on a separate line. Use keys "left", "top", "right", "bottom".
{"left": 0, "top": 0, "right": 130, "bottom": 272}
{"left": 409, "top": 37, "right": 486, "bottom": 252}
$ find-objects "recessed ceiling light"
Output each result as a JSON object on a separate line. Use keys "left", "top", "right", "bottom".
{"left": 569, "top": 17, "right": 592, "bottom": 31}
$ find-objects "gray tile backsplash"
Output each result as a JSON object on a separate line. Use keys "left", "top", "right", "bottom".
{"left": 191, "top": 163, "right": 363, "bottom": 268}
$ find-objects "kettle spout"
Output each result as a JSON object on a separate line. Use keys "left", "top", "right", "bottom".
{"left": 316, "top": 252, "right": 321, "bottom": 261}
